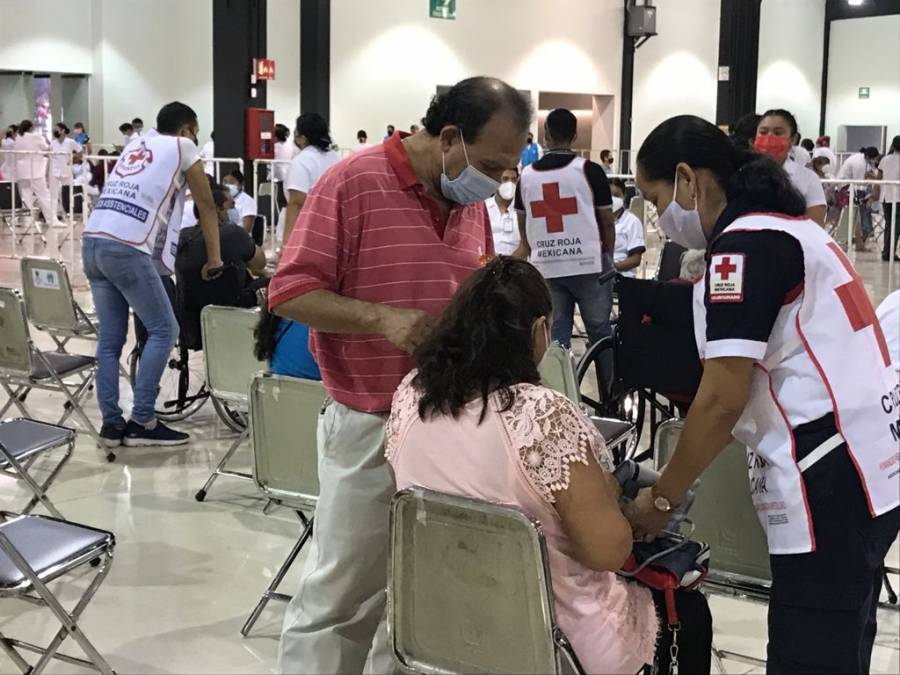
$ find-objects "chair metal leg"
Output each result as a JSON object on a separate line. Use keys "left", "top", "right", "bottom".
{"left": 195, "top": 426, "right": 251, "bottom": 501}
{"left": 0, "top": 539, "right": 116, "bottom": 675}
{"left": 2, "top": 447, "right": 69, "bottom": 520}
{"left": 1, "top": 383, "right": 31, "bottom": 418}
{"left": 241, "top": 513, "right": 313, "bottom": 637}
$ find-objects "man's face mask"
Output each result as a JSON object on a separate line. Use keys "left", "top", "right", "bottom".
{"left": 440, "top": 133, "right": 499, "bottom": 205}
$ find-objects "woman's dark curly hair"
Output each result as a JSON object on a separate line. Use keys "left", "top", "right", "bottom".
{"left": 412, "top": 256, "right": 552, "bottom": 423}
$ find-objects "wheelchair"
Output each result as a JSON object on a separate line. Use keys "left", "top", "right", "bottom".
{"left": 127, "top": 272, "right": 250, "bottom": 432}
{"left": 573, "top": 273, "right": 703, "bottom": 464}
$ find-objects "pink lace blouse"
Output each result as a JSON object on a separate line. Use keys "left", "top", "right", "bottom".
{"left": 386, "top": 373, "right": 659, "bottom": 674}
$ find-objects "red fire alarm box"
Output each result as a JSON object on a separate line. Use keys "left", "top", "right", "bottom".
{"left": 245, "top": 108, "right": 275, "bottom": 160}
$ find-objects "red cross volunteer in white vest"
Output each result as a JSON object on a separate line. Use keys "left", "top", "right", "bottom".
{"left": 81, "top": 102, "right": 223, "bottom": 449}
{"left": 513, "top": 108, "right": 616, "bottom": 389}
{"left": 629, "top": 115, "right": 899, "bottom": 675}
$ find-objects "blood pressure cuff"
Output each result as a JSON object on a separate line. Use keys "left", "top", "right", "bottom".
{"left": 615, "top": 276, "right": 704, "bottom": 398}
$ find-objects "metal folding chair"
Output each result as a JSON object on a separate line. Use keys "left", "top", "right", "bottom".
{"left": 654, "top": 419, "right": 770, "bottom": 672}
{"left": 240, "top": 373, "right": 323, "bottom": 637}
{"left": 388, "top": 488, "right": 584, "bottom": 674}
{"left": 19, "top": 257, "right": 98, "bottom": 354}
{"left": 194, "top": 305, "right": 267, "bottom": 502}
{"left": 539, "top": 344, "right": 636, "bottom": 461}
{"left": 0, "top": 288, "right": 109, "bottom": 461}
{"left": 0, "top": 512, "right": 116, "bottom": 675}
{"left": 0, "top": 418, "right": 75, "bottom": 520}
{"left": 538, "top": 343, "right": 580, "bottom": 403}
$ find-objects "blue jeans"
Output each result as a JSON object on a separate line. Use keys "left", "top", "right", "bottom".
{"left": 82, "top": 237, "right": 178, "bottom": 425}
{"left": 546, "top": 271, "right": 614, "bottom": 392}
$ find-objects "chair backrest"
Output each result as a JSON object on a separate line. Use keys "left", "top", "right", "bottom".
{"left": 629, "top": 196, "right": 645, "bottom": 225}
{"left": 0, "top": 288, "right": 34, "bottom": 375}
{"left": 538, "top": 344, "right": 579, "bottom": 403}
{"left": 250, "top": 373, "right": 322, "bottom": 508}
{"left": 19, "top": 257, "right": 80, "bottom": 332}
{"left": 200, "top": 305, "right": 266, "bottom": 406}
{"left": 389, "top": 488, "right": 561, "bottom": 674}
{"left": 656, "top": 241, "right": 688, "bottom": 282}
{"left": 0, "top": 182, "right": 24, "bottom": 210}
{"left": 655, "top": 420, "right": 771, "bottom": 583}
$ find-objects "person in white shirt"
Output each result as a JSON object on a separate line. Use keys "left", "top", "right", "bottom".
{"left": 351, "top": 129, "right": 372, "bottom": 154}
{"left": 609, "top": 178, "right": 646, "bottom": 277}
{"left": 838, "top": 147, "right": 880, "bottom": 249}
{"left": 49, "top": 122, "right": 83, "bottom": 218}
{"left": 1, "top": 124, "right": 17, "bottom": 180}
{"left": 118, "top": 122, "right": 138, "bottom": 149}
{"left": 791, "top": 142, "right": 811, "bottom": 168}
{"left": 879, "top": 135, "right": 900, "bottom": 261}
{"left": 283, "top": 112, "right": 340, "bottom": 246}
{"left": 131, "top": 117, "right": 144, "bottom": 136}
{"left": 813, "top": 135, "right": 838, "bottom": 174}
{"left": 13, "top": 120, "right": 62, "bottom": 227}
{"left": 82, "top": 101, "right": 222, "bottom": 448}
{"left": 272, "top": 124, "right": 296, "bottom": 211}
{"left": 484, "top": 167, "right": 519, "bottom": 256}
{"left": 876, "top": 290, "right": 899, "bottom": 375}
{"left": 200, "top": 131, "right": 215, "bottom": 176}
{"left": 222, "top": 168, "right": 259, "bottom": 239}
{"left": 754, "top": 109, "right": 826, "bottom": 226}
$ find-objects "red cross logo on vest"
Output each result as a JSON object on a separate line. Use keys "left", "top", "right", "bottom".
{"left": 828, "top": 242, "right": 890, "bottom": 367}
{"left": 530, "top": 182, "right": 578, "bottom": 233}
{"left": 114, "top": 141, "right": 154, "bottom": 178}
{"left": 714, "top": 256, "right": 738, "bottom": 279}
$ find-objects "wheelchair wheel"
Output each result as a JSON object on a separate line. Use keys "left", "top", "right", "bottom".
{"left": 211, "top": 394, "right": 247, "bottom": 433}
{"left": 129, "top": 341, "right": 207, "bottom": 422}
{"left": 575, "top": 338, "right": 644, "bottom": 460}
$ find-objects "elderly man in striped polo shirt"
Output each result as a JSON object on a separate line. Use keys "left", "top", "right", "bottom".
{"left": 268, "top": 77, "right": 532, "bottom": 674}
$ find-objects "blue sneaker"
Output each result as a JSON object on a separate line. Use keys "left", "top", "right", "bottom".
{"left": 100, "top": 422, "right": 126, "bottom": 448}
{"left": 122, "top": 419, "right": 190, "bottom": 447}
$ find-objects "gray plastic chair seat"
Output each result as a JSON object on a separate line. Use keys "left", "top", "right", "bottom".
{"left": 30, "top": 352, "right": 96, "bottom": 380}
{"left": 591, "top": 417, "right": 634, "bottom": 447}
{"left": 0, "top": 515, "right": 114, "bottom": 590}
{"left": 0, "top": 419, "right": 74, "bottom": 466}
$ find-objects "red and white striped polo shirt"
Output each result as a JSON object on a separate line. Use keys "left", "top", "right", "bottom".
{"left": 268, "top": 133, "right": 494, "bottom": 413}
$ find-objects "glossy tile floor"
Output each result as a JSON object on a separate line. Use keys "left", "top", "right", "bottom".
{"left": 1, "top": 224, "right": 898, "bottom": 674}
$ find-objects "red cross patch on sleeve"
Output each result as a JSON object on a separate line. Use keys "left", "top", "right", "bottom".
{"left": 709, "top": 253, "right": 745, "bottom": 303}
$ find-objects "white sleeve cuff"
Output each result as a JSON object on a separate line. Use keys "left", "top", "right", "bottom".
{"left": 705, "top": 338, "right": 767, "bottom": 360}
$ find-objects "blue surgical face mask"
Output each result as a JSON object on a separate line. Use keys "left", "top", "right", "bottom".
{"left": 227, "top": 207, "right": 240, "bottom": 225}
{"left": 440, "top": 134, "right": 499, "bottom": 205}
{"left": 226, "top": 183, "right": 239, "bottom": 197}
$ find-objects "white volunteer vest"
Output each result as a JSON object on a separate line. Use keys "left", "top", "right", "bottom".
{"left": 85, "top": 135, "right": 187, "bottom": 272}
{"left": 693, "top": 213, "right": 899, "bottom": 554}
{"left": 521, "top": 155, "right": 603, "bottom": 278}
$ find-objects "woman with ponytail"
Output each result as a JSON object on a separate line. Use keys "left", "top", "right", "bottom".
{"left": 387, "top": 256, "right": 712, "bottom": 675}
{"left": 631, "top": 114, "right": 898, "bottom": 674}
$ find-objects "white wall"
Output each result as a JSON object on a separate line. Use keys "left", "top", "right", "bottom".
{"left": 631, "top": 0, "right": 721, "bottom": 153}
{"left": 266, "top": 0, "right": 301, "bottom": 130}
{"left": 0, "top": 0, "right": 213, "bottom": 144}
{"left": 757, "top": 0, "right": 825, "bottom": 141}
{"left": 94, "top": 0, "right": 213, "bottom": 143}
{"left": 0, "top": 0, "right": 93, "bottom": 74}
{"left": 329, "top": 0, "right": 623, "bottom": 149}
{"left": 826, "top": 15, "right": 900, "bottom": 149}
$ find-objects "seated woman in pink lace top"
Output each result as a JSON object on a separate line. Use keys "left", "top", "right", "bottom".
{"left": 386, "top": 257, "right": 711, "bottom": 675}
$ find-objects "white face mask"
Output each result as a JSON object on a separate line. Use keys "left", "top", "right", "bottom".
{"left": 657, "top": 171, "right": 708, "bottom": 250}
{"left": 497, "top": 181, "right": 516, "bottom": 201}
{"left": 611, "top": 195, "right": 624, "bottom": 213}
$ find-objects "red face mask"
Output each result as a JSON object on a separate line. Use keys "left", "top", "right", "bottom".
{"left": 754, "top": 134, "right": 791, "bottom": 160}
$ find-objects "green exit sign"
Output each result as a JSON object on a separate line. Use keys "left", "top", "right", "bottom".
{"left": 859, "top": 87, "right": 870, "bottom": 99}
{"left": 430, "top": 0, "right": 456, "bottom": 20}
